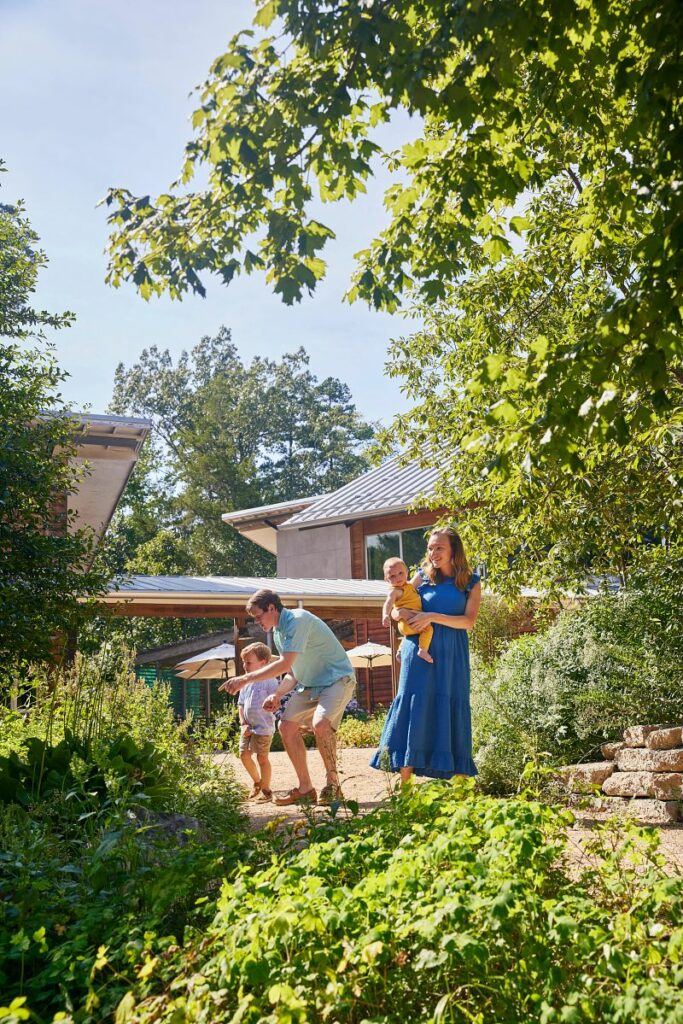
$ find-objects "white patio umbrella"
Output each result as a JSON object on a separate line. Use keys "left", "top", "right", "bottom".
{"left": 345, "top": 642, "right": 393, "bottom": 709}
{"left": 345, "top": 642, "right": 393, "bottom": 669}
{"left": 176, "top": 663, "right": 236, "bottom": 680}
{"left": 175, "top": 642, "right": 236, "bottom": 680}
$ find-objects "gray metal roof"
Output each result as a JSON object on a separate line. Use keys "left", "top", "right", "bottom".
{"left": 279, "top": 455, "right": 439, "bottom": 529}
{"left": 221, "top": 495, "right": 324, "bottom": 527}
{"left": 105, "top": 574, "right": 387, "bottom": 604}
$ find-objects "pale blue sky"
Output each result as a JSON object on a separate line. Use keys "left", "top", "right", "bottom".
{"left": 1, "top": 0, "right": 416, "bottom": 425}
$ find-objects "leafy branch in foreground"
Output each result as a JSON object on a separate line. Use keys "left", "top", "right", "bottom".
{"left": 383, "top": 180, "right": 682, "bottom": 591}
{"left": 103, "top": 0, "right": 682, "bottom": 461}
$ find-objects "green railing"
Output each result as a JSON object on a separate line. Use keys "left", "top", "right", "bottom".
{"left": 135, "top": 666, "right": 232, "bottom": 723}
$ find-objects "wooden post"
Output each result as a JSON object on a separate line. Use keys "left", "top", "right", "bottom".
{"left": 234, "top": 616, "right": 244, "bottom": 675}
{"left": 204, "top": 678, "right": 211, "bottom": 723}
{"left": 180, "top": 677, "right": 187, "bottom": 721}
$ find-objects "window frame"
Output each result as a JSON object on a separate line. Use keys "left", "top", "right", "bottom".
{"left": 364, "top": 525, "right": 433, "bottom": 580}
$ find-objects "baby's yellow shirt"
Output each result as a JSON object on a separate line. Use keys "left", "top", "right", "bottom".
{"left": 392, "top": 581, "right": 422, "bottom": 612}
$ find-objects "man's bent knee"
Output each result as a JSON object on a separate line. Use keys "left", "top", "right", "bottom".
{"left": 279, "top": 718, "right": 300, "bottom": 740}
{"left": 313, "top": 716, "right": 334, "bottom": 737}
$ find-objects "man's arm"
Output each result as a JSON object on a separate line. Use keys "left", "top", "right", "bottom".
{"left": 220, "top": 651, "right": 298, "bottom": 694}
{"left": 262, "top": 672, "right": 298, "bottom": 712}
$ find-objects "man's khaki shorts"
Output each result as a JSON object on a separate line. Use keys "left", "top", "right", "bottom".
{"left": 239, "top": 731, "right": 273, "bottom": 756}
{"left": 281, "top": 675, "right": 356, "bottom": 732}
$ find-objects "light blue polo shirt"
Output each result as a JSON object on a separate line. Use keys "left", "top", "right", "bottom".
{"left": 273, "top": 608, "right": 354, "bottom": 690}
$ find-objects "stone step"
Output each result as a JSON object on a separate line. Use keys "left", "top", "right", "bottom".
{"left": 593, "top": 796, "right": 680, "bottom": 825}
{"left": 602, "top": 771, "right": 683, "bottom": 800}
{"left": 601, "top": 741, "right": 624, "bottom": 760}
{"left": 623, "top": 725, "right": 672, "bottom": 747}
{"left": 560, "top": 761, "right": 615, "bottom": 792}
{"left": 616, "top": 747, "right": 683, "bottom": 773}
{"left": 646, "top": 726, "right": 683, "bottom": 751}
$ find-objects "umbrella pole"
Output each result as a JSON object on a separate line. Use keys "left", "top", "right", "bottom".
{"left": 367, "top": 656, "right": 375, "bottom": 712}
{"left": 390, "top": 626, "right": 398, "bottom": 699}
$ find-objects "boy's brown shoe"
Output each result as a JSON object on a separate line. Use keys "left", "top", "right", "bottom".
{"left": 273, "top": 786, "right": 317, "bottom": 806}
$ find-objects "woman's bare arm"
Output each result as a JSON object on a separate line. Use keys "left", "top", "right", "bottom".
{"left": 408, "top": 582, "right": 482, "bottom": 632}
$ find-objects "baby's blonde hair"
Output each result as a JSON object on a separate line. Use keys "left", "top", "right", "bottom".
{"left": 383, "top": 556, "right": 408, "bottom": 573}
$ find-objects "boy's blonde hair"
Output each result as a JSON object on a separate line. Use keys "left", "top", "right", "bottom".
{"left": 240, "top": 641, "right": 272, "bottom": 664}
{"left": 383, "top": 556, "right": 408, "bottom": 573}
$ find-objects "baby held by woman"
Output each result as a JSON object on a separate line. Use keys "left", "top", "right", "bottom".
{"left": 382, "top": 556, "right": 434, "bottom": 663}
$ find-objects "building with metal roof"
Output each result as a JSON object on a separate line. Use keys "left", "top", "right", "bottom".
{"left": 53, "top": 412, "right": 151, "bottom": 554}
{"left": 280, "top": 454, "right": 439, "bottom": 530}
{"left": 221, "top": 454, "right": 444, "bottom": 583}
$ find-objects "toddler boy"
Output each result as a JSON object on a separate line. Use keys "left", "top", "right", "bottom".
{"left": 236, "top": 642, "right": 280, "bottom": 801}
{"left": 382, "top": 556, "right": 434, "bottom": 663}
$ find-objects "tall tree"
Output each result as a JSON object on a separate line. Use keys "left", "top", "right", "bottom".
{"left": 104, "top": 0, "right": 682, "bottom": 473}
{"left": 0, "top": 169, "right": 106, "bottom": 675}
{"left": 384, "top": 180, "right": 681, "bottom": 592}
{"left": 108, "top": 328, "right": 373, "bottom": 575}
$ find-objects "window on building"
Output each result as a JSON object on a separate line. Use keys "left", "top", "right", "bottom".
{"left": 365, "top": 532, "right": 401, "bottom": 580}
{"left": 365, "top": 526, "right": 432, "bottom": 579}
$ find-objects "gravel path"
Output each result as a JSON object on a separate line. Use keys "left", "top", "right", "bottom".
{"left": 212, "top": 746, "right": 398, "bottom": 829}
{"left": 213, "top": 747, "right": 683, "bottom": 871}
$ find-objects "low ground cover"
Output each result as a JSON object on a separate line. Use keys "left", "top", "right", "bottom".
{"left": 0, "top": 664, "right": 253, "bottom": 1023}
{"left": 88, "top": 780, "right": 683, "bottom": 1024}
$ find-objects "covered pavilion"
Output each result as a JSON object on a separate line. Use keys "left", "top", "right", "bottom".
{"left": 95, "top": 574, "right": 399, "bottom": 701}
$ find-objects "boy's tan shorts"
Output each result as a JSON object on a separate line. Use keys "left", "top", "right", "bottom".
{"left": 280, "top": 674, "right": 356, "bottom": 732}
{"left": 239, "top": 732, "right": 273, "bottom": 756}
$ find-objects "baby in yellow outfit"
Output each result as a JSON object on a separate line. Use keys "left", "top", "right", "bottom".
{"left": 382, "top": 556, "right": 434, "bottom": 663}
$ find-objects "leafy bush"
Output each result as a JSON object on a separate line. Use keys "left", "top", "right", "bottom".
{"left": 472, "top": 553, "right": 683, "bottom": 793}
{"left": 107, "top": 781, "right": 683, "bottom": 1024}
{"left": 0, "top": 658, "right": 251, "bottom": 1021}
{"left": 469, "top": 593, "right": 539, "bottom": 665}
{"left": 337, "top": 710, "right": 387, "bottom": 748}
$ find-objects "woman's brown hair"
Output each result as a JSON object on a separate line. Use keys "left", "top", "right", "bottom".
{"left": 422, "top": 527, "right": 473, "bottom": 591}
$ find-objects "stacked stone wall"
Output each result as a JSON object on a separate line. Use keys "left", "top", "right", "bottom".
{"left": 561, "top": 724, "right": 683, "bottom": 824}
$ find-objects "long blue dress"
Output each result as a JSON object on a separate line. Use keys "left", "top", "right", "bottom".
{"left": 370, "top": 572, "right": 480, "bottom": 779}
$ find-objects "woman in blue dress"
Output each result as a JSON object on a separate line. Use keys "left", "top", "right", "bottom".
{"left": 370, "top": 527, "right": 481, "bottom": 781}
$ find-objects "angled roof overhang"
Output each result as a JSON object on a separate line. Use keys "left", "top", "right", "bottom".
{"left": 221, "top": 495, "right": 324, "bottom": 553}
{"left": 278, "top": 455, "right": 440, "bottom": 531}
{"left": 60, "top": 413, "right": 151, "bottom": 547}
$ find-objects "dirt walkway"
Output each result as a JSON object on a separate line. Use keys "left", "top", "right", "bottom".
{"left": 213, "top": 747, "right": 683, "bottom": 871}
{"left": 212, "top": 746, "right": 397, "bottom": 829}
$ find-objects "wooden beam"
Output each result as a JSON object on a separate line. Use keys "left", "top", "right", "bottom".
{"left": 103, "top": 601, "right": 384, "bottom": 621}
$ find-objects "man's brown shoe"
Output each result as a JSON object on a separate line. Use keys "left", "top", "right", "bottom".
{"left": 273, "top": 787, "right": 317, "bottom": 806}
{"left": 318, "top": 783, "right": 343, "bottom": 805}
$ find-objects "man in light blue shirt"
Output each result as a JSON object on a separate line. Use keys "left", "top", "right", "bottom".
{"left": 224, "top": 588, "right": 356, "bottom": 807}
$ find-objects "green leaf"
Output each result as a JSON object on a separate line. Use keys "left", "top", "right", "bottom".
{"left": 253, "top": 1, "right": 278, "bottom": 29}
{"left": 482, "top": 236, "right": 512, "bottom": 263}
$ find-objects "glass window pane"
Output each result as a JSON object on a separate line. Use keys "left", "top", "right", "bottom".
{"left": 365, "top": 532, "right": 401, "bottom": 579}
{"left": 401, "top": 527, "right": 431, "bottom": 574}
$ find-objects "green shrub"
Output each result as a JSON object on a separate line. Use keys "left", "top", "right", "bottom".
{"left": 337, "top": 710, "right": 387, "bottom": 748}
{"left": 108, "top": 781, "right": 683, "bottom": 1024}
{"left": 0, "top": 657, "right": 251, "bottom": 1022}
{"left": 469, "top": 593, "right": 540, "bottom": 664}
{"left": 472, "top": 552, "right": 683, "bottom": 793}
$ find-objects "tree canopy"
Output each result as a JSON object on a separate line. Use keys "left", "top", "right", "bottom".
{"left": 386, "top": 180, "right": 681, "bottom": 592}
{"left": 106, "top": 329, "right": 374, "bottom": 576}
{"left": 104, "top": 0, "right": 682, "bottom": 471}
{"left": 0, "top": 170, "right": 106, "bottom": 674}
